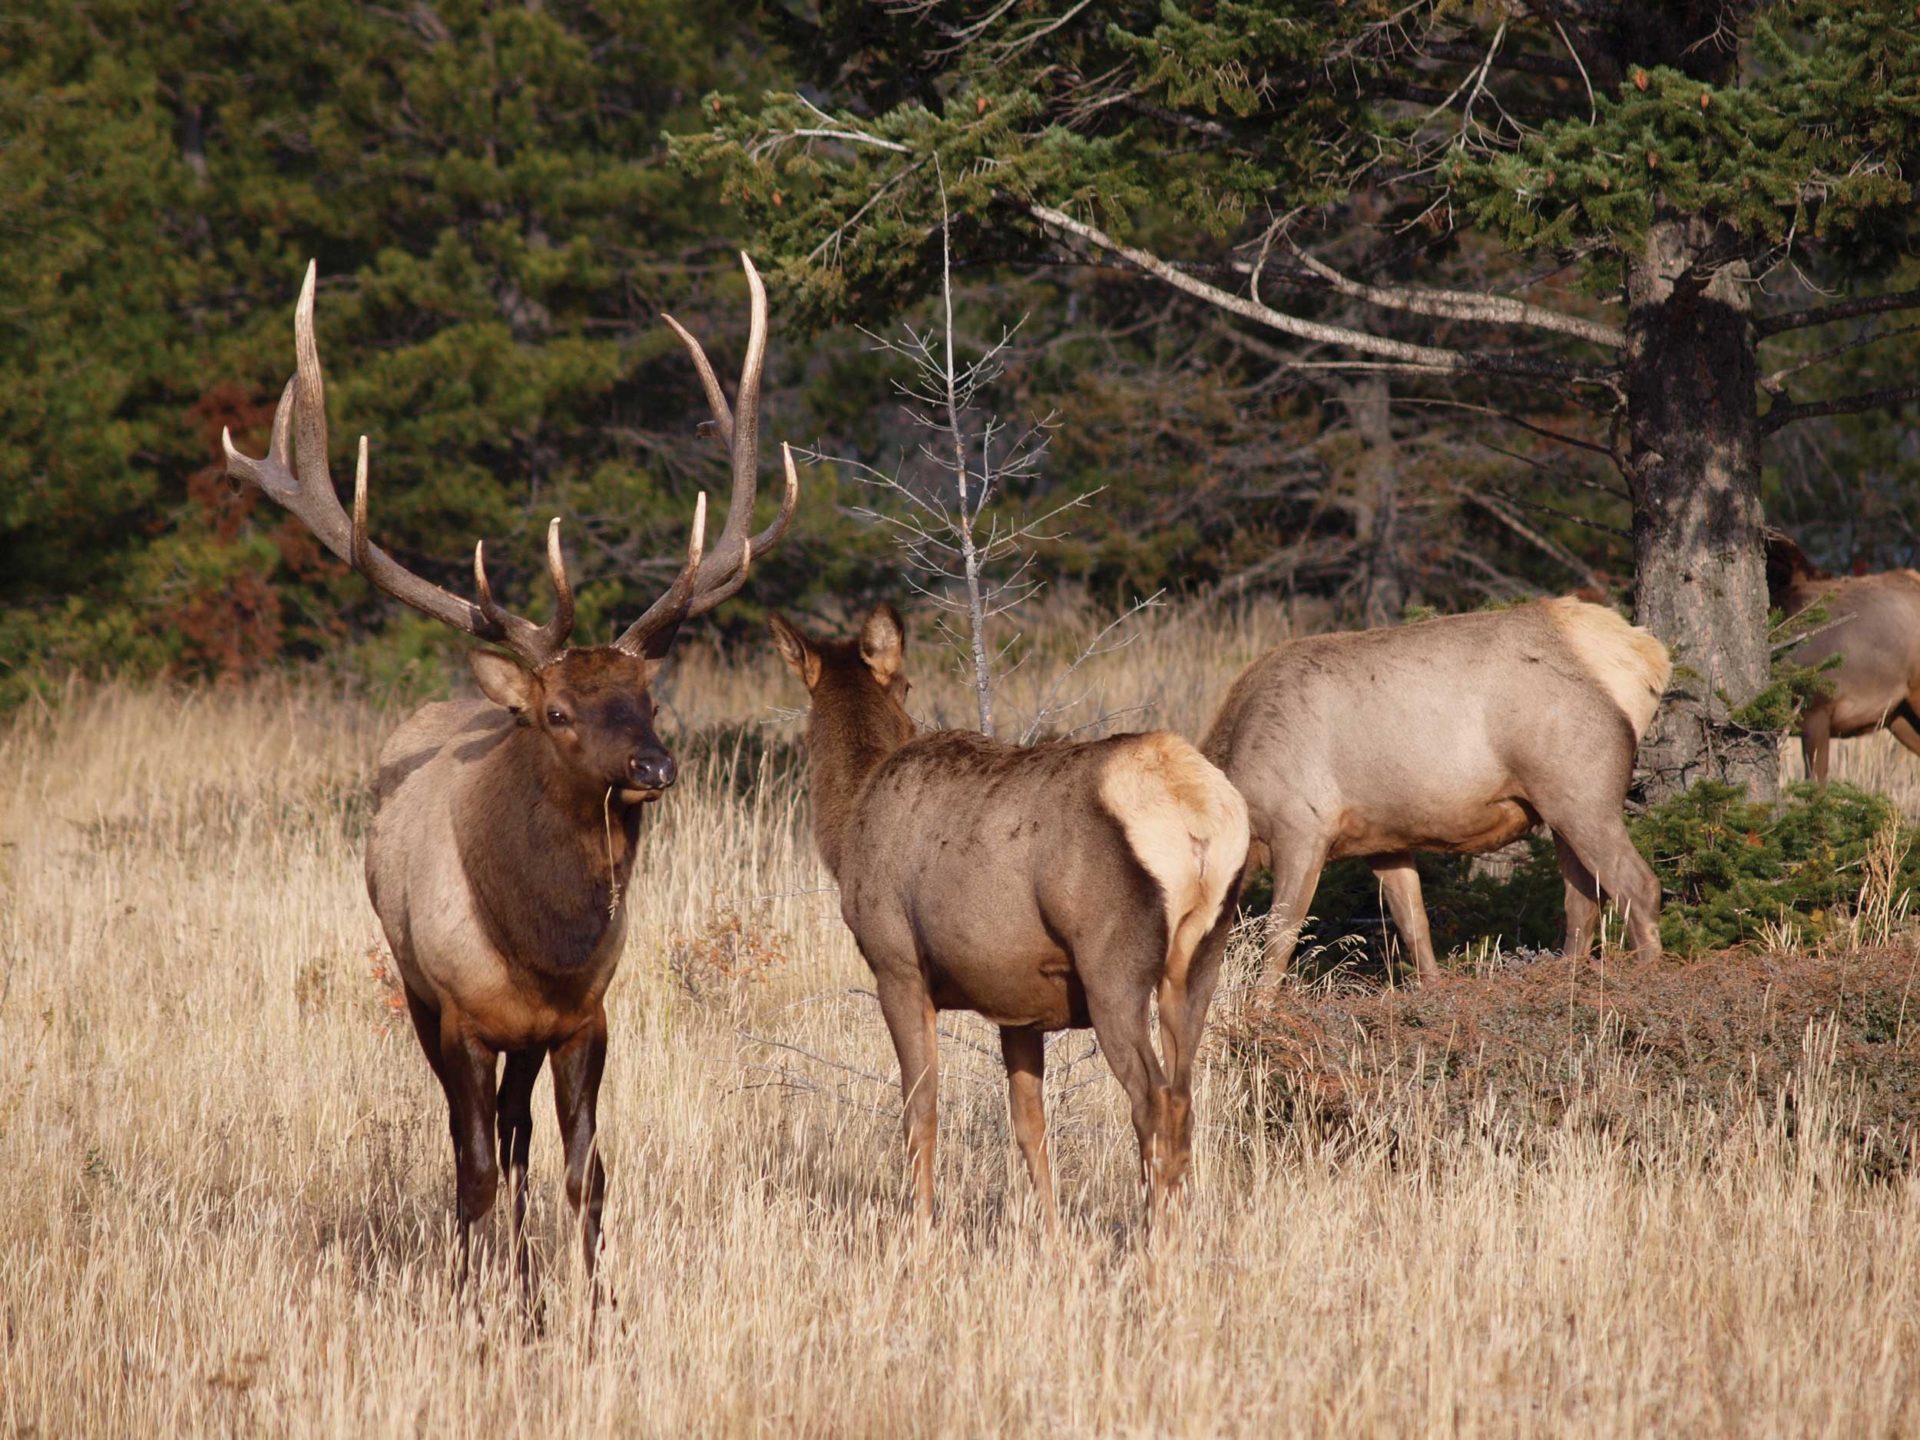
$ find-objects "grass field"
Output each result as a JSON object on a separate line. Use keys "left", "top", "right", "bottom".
{"left": 5, "top": 601, "right": 1920, "bottom": 1436}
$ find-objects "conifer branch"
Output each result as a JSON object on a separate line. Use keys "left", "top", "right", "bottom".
{"left": 1025, "top": 203, "right": 1600, "bottom": 385}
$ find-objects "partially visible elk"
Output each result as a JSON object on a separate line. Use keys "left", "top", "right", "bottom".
{"left": 1766, "top": 530, "right": 1920, "bottom": 783}
{"left": 223, "top": 255, "right": 797, "bottom": 1282}
{"left": 768, "top": 606, "right": 1249, "bottom": 1226}
{"left": 1202, "top": 598, "right": 1670, "bottom": 979}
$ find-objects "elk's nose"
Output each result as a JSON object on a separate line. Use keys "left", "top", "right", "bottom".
{"left": 628, "top": 753, "right": 676, "bottom": 790}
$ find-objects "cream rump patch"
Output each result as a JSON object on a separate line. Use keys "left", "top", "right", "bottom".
{"left": 1098, "top": 733, "right": 1251, "bottom": 975}
{"left": 1545, "top": 597, "right": 1673, "bottom": 740}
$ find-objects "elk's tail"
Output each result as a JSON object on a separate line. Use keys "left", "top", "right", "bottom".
{"left": 1099, "top": 733, "right": 1251, "bottom": 978}
{"left": 1546, "top": 597, "right": 1673, "bottom": 741}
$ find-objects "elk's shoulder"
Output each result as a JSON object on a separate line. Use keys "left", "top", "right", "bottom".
{"left": 374, "top": 697, "right": 511, "bottom": 803}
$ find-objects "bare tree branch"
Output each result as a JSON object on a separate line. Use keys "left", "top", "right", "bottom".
{"left": 1761, "top": 382, "right": 1920, "bottom": 434}
{"left": 1425, "top": 39, "right": 1580, "bottom": 80}
{"left": 1277, "top": 241, "right": 1624, "bottom": 348}
{"left": 1026, "top": 202, "right": 1604, "bottom": 385}
{"left": 1758, "top": 324, "right": 1920, "bottom": 395}
{"left": 1755, "top": 289, "right": 1920, "bottom": 339}
{"left": 1392, "top": 395, "right": 1622, "bottom": 467}
{"left": 1454, "top": 484, "right": 1606, "bottom": 591}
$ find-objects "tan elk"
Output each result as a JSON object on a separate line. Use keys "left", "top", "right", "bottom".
{"left": 769, "top": 605, "right": 1249, "bottom": 1225}
{"left": 223, "top": 255, "right": 796, "bottom": 1279}
{"left": 1767, "top": 530, "right": 1920, "bottom": 782}
{"left": 1202, "top": 598, "right": 1670, "bottom": 979}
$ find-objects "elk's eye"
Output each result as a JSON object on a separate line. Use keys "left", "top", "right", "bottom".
{"left": 545, "top": 708, "right": 570, "bottom": 728}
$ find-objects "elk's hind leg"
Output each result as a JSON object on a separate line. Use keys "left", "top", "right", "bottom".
{"left": 550, "top": 1006, "right": 609, "bottom": 1278}
{"left": 1544, "top": 811, "right": 1660, "bottom": 961}
{"left": 999, "top": 1025, "right": 1056, "bottom": 1230}
{"left": 1150, "top": 872, "right": 1245, "bottom": 1207}
{"left": 1262, "top": 835, "right": 1328, "bottom": 980}
{"left": 1885, "top": 701, "right": 1920, "bottom": 760}
{"left": 1078, "top": 951, "right": 1176, "bottom": 1225}
{"left": 497, "top": 1048, "right": 544, "bottom": 1287}
{"left": 1554, "top": 832, "right": 1602, "bottom": 960}
{"left": 1367, "top": 852, "right": 1439, "bottom": 981}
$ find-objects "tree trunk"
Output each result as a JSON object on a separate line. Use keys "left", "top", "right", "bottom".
{"left": 1623, "top": 215, "right": 1776, "bottom": 801}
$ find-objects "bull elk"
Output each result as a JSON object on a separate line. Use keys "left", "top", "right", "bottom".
{"left": 223, "top": 255, "right": 796, "bottom": 1280}
{"left": 768, "top": 605, "right": 1249, "bottom": 1225}
{"left": 1202, "top": 598, "right": 1670, "bottom": 980}
{"left": 1766, "top": 530, "right": 1920, "bottom": 782}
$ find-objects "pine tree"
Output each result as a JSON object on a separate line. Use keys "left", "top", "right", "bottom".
{"left": 0, "top": 0, "right": 797, "bottom": 689}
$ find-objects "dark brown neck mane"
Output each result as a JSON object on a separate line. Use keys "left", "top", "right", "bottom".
{"left": 454, "top": 721, "right": 644, "bottom": 976}
{"left": 803, "top": 653, "right": 916, "bottom": 880}
{"left": 1765, "top": 531, "right": 1832, "bottom": 617}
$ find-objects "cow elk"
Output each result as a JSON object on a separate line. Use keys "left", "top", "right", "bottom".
{"left": 223, "top": 255, "right": 796, "bottom": 1282}
{"left": 1202, "top": 598, "right": 1670, "bottom": 980}
{"left": 1767, "top": 530, "right": 1920, "bottom": 783}
{"left": 769, "top": 606, "right": 1249, "bottom": 1227}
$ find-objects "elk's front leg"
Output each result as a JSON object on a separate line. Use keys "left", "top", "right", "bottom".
{"left": 1802, "top": 704, "right": 1833, "bottom": 784}
{"left": 999, "top": 1025, "right": 1056, "bottom": 1230}
{"left": 1367, "top": 852, "right": 1439, "bottom": 981}
{"left": 441, "top": 1014, "right": 502, "bottom": 1283}
{"left": 551, "top": 1007, "right": 610, "bottom": 1278}
{"left": 874, "top": 972, "right": 940, "bottom": 1226}
{"left": 497, "top": 1048, "right": 544, "bottom": 1288}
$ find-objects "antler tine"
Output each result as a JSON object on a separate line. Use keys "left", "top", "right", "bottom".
{"left": 225, "top": 259, "right": 577, "bottom": 664}
{"left": 682, "top": 253, "right": 772, "bottom": 619}
{"left": 661, "top": 313, "right": 733, "bottom": 450}
{"left": 471, "top": 519, "right": 575, "bottom": 668}
{"left": 609, "top": 252, "right": 789, "bottom": 657}
{"left": 222, "top": 376, "right": 299, "bottom": 502}
{"left": 683, "top": 442, "right": 801, "bottom": 616}
{"left": 614, "top": 493, "right": 709, "bottom": 658}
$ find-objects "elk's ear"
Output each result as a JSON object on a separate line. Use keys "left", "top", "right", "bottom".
{"left": 859, "top": 603, "right": 905, "bottom": 685}
{"left": 470, "top": 650, "right": 535, "bottom": 717}
{"left": 768, "top": 614, "right": 821, "bottom": 690}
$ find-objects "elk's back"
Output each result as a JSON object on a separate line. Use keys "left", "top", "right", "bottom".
{"left": 1202, "top": 600, "right": 1666, "bottom": 855}
{"left": 837, "top": 730, "right": 1246, "bottom": 1028}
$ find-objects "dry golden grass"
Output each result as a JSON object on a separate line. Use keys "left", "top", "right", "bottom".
{"left": 4, "top": 603, "right": 1920, "bottom": 1437}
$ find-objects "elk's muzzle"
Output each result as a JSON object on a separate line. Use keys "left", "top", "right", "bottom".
{"left": 625, "top": 752, "right": 676, "bottom": 795}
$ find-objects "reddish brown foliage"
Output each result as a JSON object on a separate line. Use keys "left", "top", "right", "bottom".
{"left": 166, "top": 385, "right": 349, "bottom": 680}
{"left": 1223, "top": 947, "right": 1920, "bottom": 1173}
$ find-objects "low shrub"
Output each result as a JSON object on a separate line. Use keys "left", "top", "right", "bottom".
{"left": 1218, "top": 947, "right": 1920, "bottom": 1177}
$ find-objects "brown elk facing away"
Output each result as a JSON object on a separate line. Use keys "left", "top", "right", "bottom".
{"left": 1202, "top": 598, "right": 1670, "bottom": 981}
{"left": 1766, "top": 531, "right": 1920, "bottom": 783}
{"left": 769, "top": 606, "right": 1250, "bottom": 1226}
{"left": 224, "top": 255, "right": 796, "bottom": 1281}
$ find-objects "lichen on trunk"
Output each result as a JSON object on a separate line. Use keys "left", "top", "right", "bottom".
{"left": 1623, "top": 215, "right": 1776, "bottom": 801}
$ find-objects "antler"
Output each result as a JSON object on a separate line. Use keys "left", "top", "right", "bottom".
{"left": 222, "top": 261, "right": 604, "bottom": 669}
{"left": 615, "top": 252, "right": 800, "bottom": 659}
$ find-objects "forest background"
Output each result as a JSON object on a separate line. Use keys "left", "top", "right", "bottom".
{"left": 5, "top": 0, "right": 1920, "bottom": 740}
